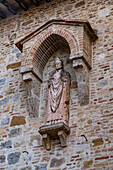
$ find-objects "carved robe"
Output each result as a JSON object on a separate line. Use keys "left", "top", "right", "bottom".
{"left": 46, "top": 69, "right": 70, "bottom": 125}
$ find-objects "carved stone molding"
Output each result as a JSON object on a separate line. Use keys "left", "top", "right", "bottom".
{"left": 38, "top": 123, "right": 70, "bottom": 150}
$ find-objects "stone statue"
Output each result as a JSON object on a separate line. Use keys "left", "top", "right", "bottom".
{"left": 46, "top": 57, "right": 70, "bottom": 125}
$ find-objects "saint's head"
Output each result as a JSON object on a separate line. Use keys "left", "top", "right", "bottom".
{"left": 55, "top": 57, "right": 63, "bottom": 70}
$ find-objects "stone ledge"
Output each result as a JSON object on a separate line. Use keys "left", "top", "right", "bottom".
{"left": 39, "top": 122, "right": 70, "bottom": 139}
{"left": 38, "top": 122, "right": 70, "bottom": 150}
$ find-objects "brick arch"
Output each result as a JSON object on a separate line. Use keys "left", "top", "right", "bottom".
{"left": 25, "top": 27, "right": 79, "bottom": 81}
{"left": 28, "top": 27, "right": 79, "bottom": 61}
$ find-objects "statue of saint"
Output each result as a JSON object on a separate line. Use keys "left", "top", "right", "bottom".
{"left": 46, "top": 57, "right": 70, "bottom": 125}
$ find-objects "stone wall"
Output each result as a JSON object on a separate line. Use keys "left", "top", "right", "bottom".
{"left": 0, "top": 0, "right": 113, "bottom": 169}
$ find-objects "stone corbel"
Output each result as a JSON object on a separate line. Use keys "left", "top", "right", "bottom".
{"left": 21, "top": 69, "right": 42, "bottom": 117}
{"left": 42, "top": 134, "right": 51, "bottom": 150}
{"left": 39, "top": 122, "right": 70, "bottom": 150}
{"left": 58, "top": 130, "right": 67, "bottom": 147}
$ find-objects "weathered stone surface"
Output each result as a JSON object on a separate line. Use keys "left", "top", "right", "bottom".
{"left": 12, "top": 48, "right": 20, "bottom": 53}
{"left": 0, "top": 96, "right": 9, "bottom": 106}
{"left": 8, "top": 128, "right": 22, "bottom": 138}
{"left": 83, "top": 159, "right": 93, "bottom": 169}
{"left": 87, "top": 119, "right": 92, "bottom": 124}
{"left": 11, "top": 94, "right": 20, "bottom": 102}
{"left": 22, "top": 20, "right": 34, "bottom": 26}
{"left": 92, "top": 138, "right": 104, "bottom": 147}
{"left": 50, "top": 157, "right": 65, "bottom": 167}
{"left": 109, "top": 129, "right": 113, "bottom": 133}
{"left": 0, "top": 57, "right": 6, "bottom": 64}
{"left": 75, "top": 1, "right": 85, "bottom": 7}
{"left": 0, "top": 95, "right": 3, "bottom": 99}
{"left": 0, "top": 140, "right": 12, "bottom": 149}
{"left": 10, "top": 116, "right": 26, "bottom": 126}
{"left": 1, "top": 117, "right": 10, "bottom": 126}
{"left": 0, "top": 78, "right": 6, "bottom": 86}
{"left": 35, "top": 164, "right": 47, "bottom": 170}
{"left": 30, "top": 135, "right": 40, "bottom": 146}
{"left": 0, "top": 155, "right": 5, "bottom": 163}
{"left": 5, "top": 87, "right": 15, "bottom": 95}
{"left": 8, "top": 33, "right": 17, "bottom": 41}
{"left": 98, "top": 8, "right": 109, "bottom": 18}
{"left": 7, "top": 62, "right": 21, "bottom": 70}
{"left": 7, "top": 152, "right": 21, "bottom": 165}
{"left": 16, "top": 53, "right": 21, "bottom": 59}
{"left": 21, "top": 151, "right": 31, "bottom": 165}
{"left": 20, "top": 167, "right": 32, "bottom": 170}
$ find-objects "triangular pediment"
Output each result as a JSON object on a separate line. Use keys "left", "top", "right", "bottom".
{"left": 16, "top": 19, "right": 98, "bottom": 52}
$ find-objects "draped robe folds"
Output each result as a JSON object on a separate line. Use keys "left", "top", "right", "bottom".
{"left": 46, "top": 69, "right": 70, "bottom": 125}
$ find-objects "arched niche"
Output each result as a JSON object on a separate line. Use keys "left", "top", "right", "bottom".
{"left": 39, "top": 43, "right": 77, "bottom": 123}
{"left": 16, "top": 19, "right": 98, "bottom": 150}
{"left": 33, "top": 33, "right": 71, "bottom": 81}
{"left": 16, "top": 19, "right": 98, "bottom": 119}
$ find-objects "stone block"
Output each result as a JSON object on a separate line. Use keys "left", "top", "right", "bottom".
{"left": 50, "top": 157, "right": 65, "bottom": 168}
{"left": 6, "top": 62, "right": 21, "bottom": 70}
{"left": 109, "top": 129, "right": 113, "bottom": 133}
{"left": 0, "top": 140, "right": 12, "bottom": 149}
{"left": 20, "top": 167, "right": 32, "bottom": 170}
{"left": 98, "top": 8, "right": 109, "bottom": 18}
{"left": 8, "top": 128, "right": 22, "bottom": 138}
{"left": 22, "top": 20, "right": 34, "bottom": 26}
{"left": 0, "top": 155, "right": 5, "bottom": 163}
{"left": 16, "top": 53, "right": 21, "bottom": 59}
{"left": 75, "top": 1, "right": 85, "bottom": 8}
{"left": 87, "top": 119, "right": 92, "bottom": 124}
{"left": 92, "top": 138, "right": 104, "bottom": 147}
{"left": 30, "top": 135, "right": 40, "bottom": 146}
{"left": 1, "top": 117, "right": 10, "bottom": 126}
{"left": 12, "top": 48, "right": 20, "bottom": 53}
{"left": 35, "top": 164, "right": 47, "bottom": 170}
{"left": 83, "top": 159, "right": 93, "bottom": 169}
{"left": 0, "top": 78, "right": 6, "bottom": 86}
{"left": 12, "top": 94, "right": 20, "bottom": 102}
{"left": 0, "top": 96, "right": 10, "bottom": 106}
{"left": 7, "top": 152, "right": 21, "bottom": 165}
{"left": 10, "top": 116, "right": 26, "bottom": 126}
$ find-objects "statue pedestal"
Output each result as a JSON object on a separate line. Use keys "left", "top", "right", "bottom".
{"left": 38, "top": 122, "right": 70, "bottom": 150}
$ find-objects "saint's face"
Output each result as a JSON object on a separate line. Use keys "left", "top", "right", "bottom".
{"left": 55, "top": 62, "right": 62, "bottom": 70}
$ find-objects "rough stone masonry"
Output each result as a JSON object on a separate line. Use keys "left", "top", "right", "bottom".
{"left": 0, "top": 0, "right": 113, "bottom": 169}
